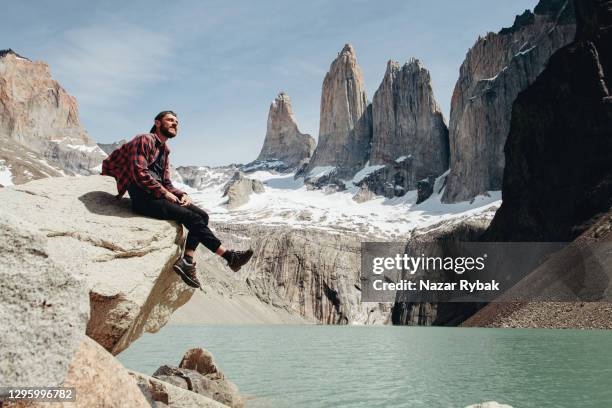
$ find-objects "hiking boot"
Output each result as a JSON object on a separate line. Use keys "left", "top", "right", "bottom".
{"left": 223, "top": 249, "right": 254, "bottom": 272}
{"left": 173, "top": 257, "right": 201, "bottom": 288}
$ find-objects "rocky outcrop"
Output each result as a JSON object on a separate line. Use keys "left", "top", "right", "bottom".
{"left": 249, "top": 92, "right": 315, "bottom": 172}
{"left": 222, "top": 171, "right": 265, "bottom": 209}
{"left": 0, "top": 213, "right": 89, "bottom": 387}
{"left": 129, "top": 371, "right": 227, "bottom": 408}
{"left": 485, "top": 0, "right": 612, "bottom": 243}
{"left": 151, "top": 348, "right": 244, "bottom": 408}
{"left": 0, "top": 175, "right": 194, "bottom": 355}
{"left": 0, "top": 50, "right": 106, "bottom": 175}
{"left": 0, "top": 138, "right": 67, "bottom": 186}
{"left": 305, "top": 44, "right": 372, "bottom": 180}
{"left": 176, "top": 165, "right": 240, "bottom": 190}
{"left": 442, "top": 0, "right": 576, "bottom": 202}
{"left": 361, "top": 59, "right": 448, "bottom": 197}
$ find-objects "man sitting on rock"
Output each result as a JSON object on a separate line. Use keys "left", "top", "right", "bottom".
{"left": 102, "top": 110, "right": 253, "bottom": 288}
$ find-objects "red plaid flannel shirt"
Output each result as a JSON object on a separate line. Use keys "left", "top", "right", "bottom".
{"left": 102, "top": 133, "right": 185, "bottom": 199}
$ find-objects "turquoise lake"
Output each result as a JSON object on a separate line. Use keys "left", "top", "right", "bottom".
{"left": 118, "top": 325, "right": 612, "bottom": 408}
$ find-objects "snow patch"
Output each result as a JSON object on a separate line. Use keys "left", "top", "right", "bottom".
{"left": 65, "top": 144, "right": 105, "bottom": 154}
{"left": 180, "top": 167, "right": 501, "bottom": 239}
{"left": 352, "top": 163, "right": 385, "bottom": 184}
{"left": 395, "top": 155, "right": 412, "bottom": 163}
{"left": 0, "top": 161, "right": 13, "bottom": 186}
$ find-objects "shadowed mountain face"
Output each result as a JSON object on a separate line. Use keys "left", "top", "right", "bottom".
{"left": 463, "top": 0, "right": 612, "bottom": 328}
{"left": 485, "top": 0, "right": 612, "bottom": 242}
{"left": 442, "top": 0, "right": 576, "bottom": 203}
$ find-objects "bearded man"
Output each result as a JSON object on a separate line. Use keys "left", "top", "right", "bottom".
{"left": 102, "top": 110, "right": 253, "bottom": 288}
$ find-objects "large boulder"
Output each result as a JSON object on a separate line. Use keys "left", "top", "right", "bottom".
{"left": 222, "top": 172, "right": 264, "bottom": 209}
{"left": 129, "top": 371, "right": 228, "bottom": 408}
{"left": 151, "top": 347, "right": 244, "bottom": 408}
{"left": 0, "top": 175, "right": 194, "bottom": 355}
{"left": 48, "top": 337, "right": 151, "bottom": 408}
{"left": 0, "top": 213, "right": 89, "bottom": 387}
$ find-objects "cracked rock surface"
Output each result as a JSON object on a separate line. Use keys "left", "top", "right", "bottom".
{"left": 0, "top": 175, "right": 194, "bottom": 355}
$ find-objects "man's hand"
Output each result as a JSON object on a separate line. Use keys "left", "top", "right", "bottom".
{"left": 165, "top": 191, "right": 180, "bottom": 204}
{"left": 179, "top": 194, "right": 192, "bottom": 207}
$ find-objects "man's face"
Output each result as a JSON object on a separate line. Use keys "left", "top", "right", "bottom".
{"left": 156, "top": 114, "right": 179, "bottom": 139}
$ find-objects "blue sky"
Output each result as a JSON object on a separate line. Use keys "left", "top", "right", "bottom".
{"left": 3, "top": 0, "right": 538, "bottom": 166}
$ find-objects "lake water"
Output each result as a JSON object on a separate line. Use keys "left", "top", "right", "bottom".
{"left": 118, "top": 325, "right": 612, "bottom": 408}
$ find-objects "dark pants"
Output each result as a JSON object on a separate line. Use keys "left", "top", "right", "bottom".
{"left": 128, "top": 186, "right": 222, "bottom": 253}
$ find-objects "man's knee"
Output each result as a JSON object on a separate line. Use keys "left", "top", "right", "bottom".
{"left": 185, "top": 209, "right": 208, "bottom": 227}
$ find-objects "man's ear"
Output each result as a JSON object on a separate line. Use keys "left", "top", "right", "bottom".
{"left": 154, "top": 119, "right": 161, "bottom": 129}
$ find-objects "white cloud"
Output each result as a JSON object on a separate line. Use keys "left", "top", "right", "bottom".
{"left": 48, "top": 22, "right": 174, "bottom": 107}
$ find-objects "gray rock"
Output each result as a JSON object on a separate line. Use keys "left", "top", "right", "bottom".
{"left": 153, "top": 348, "right": 244, "bottom": 408}
{"left": 179, "top": 348, "right": 222, "bottom": 378}
{"left": 250, "top": 92, "right": 315, "bottom": 171}
{"left": 130, "top": 370, "right": 228, "bottom": 408}
{"left": 416, "top": 175, "right": 437, "bottom": 204}
{"left": 305, "top": 44, "right": 372, "bottom": 181}
{"left": 442, "top": 1, "right": 576, "bottom": 202}
{"left": 367, "top": 59, "right": 448, "bottom": 195}
{"left": 352, "top": 183, "right": 376, "bottom": 203}
{"left": 0, "top": 175, "right": 194, "bottom": 355}
{"left": 0, "top": 213, "right": 89, "bottom": 387}
{"left": 222, "top": 171, "right": 265, "bottom": 209}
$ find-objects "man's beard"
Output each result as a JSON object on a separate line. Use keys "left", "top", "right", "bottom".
{"left": 160, "top": 125, "right": 177, "bottom": 138}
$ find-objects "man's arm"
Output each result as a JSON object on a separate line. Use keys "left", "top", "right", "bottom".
{"left": 131, "top": 135, "right": 170, "bottom": 199}
{"left": 162, "top": 155, "right": 186, "bottom": 198}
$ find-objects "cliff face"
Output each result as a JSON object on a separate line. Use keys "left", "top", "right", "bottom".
{"left": 252, "top": 92, "right": 315, "bottom": 171}
{"left": 214, "top": 223, "right": 391, "bottom": 325}
{"left": 370, "top": 59, "right": 448, "bottom": 174}
{"left": 0, "top": 50, "right": 106, "bottom": 176}
{"left": 359, "top": 59, "right": 448, "bottom": 198}
{"left": 464, "top": 0, "right": 612, "bottom": 329}
{"left": 442, "top": 0, "right": 576, "bottom": 202}
{"left": 485, "top": 0, "right": 612, "bottom": 243}
{"left": 392, "top": 218, "right": 491, "bottom": 326}
{"left": 306, "top": 44, "right": 372, "bottom": 180}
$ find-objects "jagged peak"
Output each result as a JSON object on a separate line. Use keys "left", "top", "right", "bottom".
{"left": 340, "top": 43, "right": 355, "bottom": 56}
{"left": 403, "top": 57, "right": 423, "bottom": 70}
{"left": 385, "top": 60, "right": 401, "bottom": 75}
{"left": 275, "top": 91, "right": 291, "bottom": 103}
{"left": 0, "top": 49, "right": 30, "bottom": 61}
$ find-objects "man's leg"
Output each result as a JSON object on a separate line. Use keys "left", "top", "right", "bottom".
{"left": 182, "top": 203, "right": 253, "bottom": 271}
{"left": 132, "top": 197, "right": 252, "bottom": 272}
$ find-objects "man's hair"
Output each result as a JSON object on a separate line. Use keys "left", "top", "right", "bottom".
{"left": 150, "top": 110, "right": 178, "bottom": 133}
